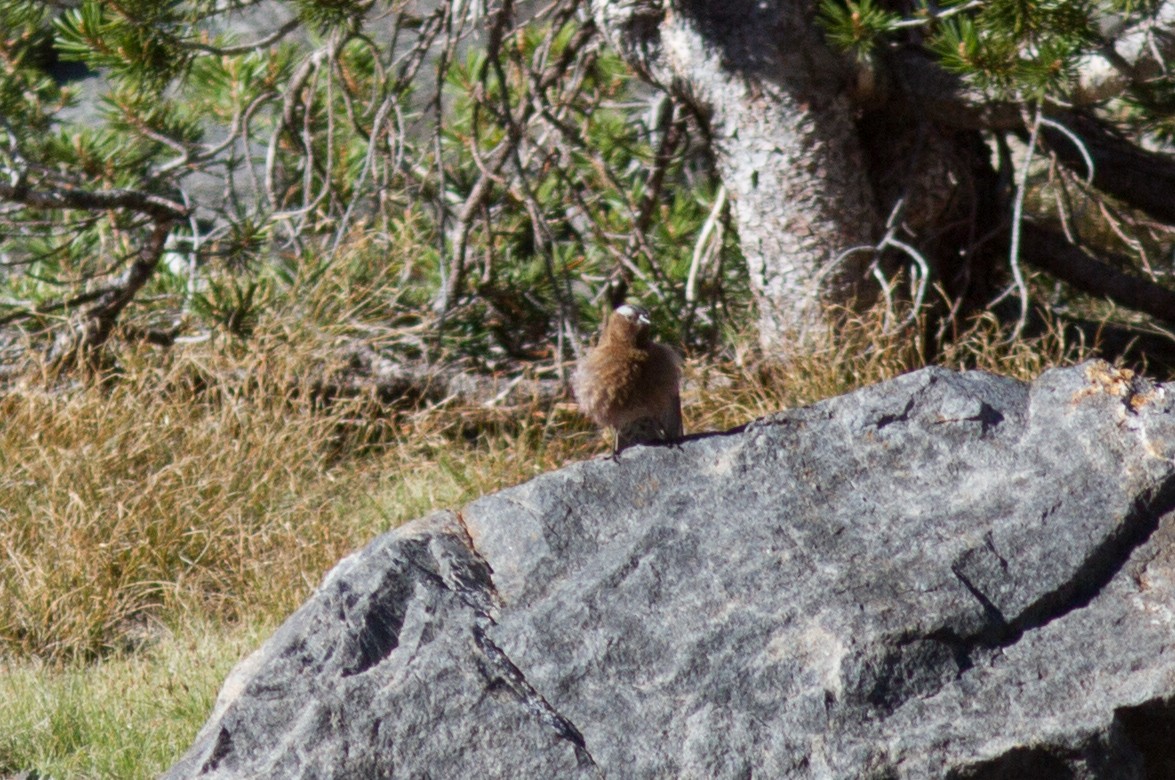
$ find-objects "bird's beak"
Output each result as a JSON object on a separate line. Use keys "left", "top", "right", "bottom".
{"left": 638, "top": 312, "right": 651, "bottom": 326}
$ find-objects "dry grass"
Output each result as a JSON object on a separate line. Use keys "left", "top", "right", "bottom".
{"left": 0, "top": 328, "right": 595, "bottom": 777}
{"left": 0, "top": 236, "right": 592, "bottom": 664}
{"left": 0, "top": 338, "right": 599, "bottom": 663}
{"left": 1, "top": 344, "right": 362, "bottom": 659}
{"left": 686, "top": 304, "right": 1095, "bottom": 435}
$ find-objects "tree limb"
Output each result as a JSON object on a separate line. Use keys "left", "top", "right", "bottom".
{"left": 0, "top": 179, "right": 187, "bottom": 221}
{"left": 1019, "top": 223, "right": 1175, "bottom": 327}
{"left": 0, "top": 165, "right": 189, "bottom": 363}
{"left": 1039, "top": 111, "right": 1175, "bottom": 225}
{"left": 46, "top": 218, "right": 177, "bottom": 366}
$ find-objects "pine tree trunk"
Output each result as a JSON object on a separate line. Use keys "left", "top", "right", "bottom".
{"left": 594, "top": 0, "right": 883, "bottom": 354}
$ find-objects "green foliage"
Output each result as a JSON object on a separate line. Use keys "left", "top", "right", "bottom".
{"left": 293, "top": 0, "right": 369, "bottom": 32}
{"left": 820, "top": 0, "right": 1104, "bottom": 99}
{"left": 54, "top": 1, "right": 195, "bottom": 89}
{"left": 432, "top": 17, "right": 743, "bottom": 360}
{"left": 0, "top": 3, "right": 65, "bottom": 139}
{"left": 928, "top": 0, "right": 1094, "bottom": 96}
{"left": 817, "top": 0, "right": 901, "bottom": 60}
{"left": 190, "top": 276, "right": 271, "bottom": 337}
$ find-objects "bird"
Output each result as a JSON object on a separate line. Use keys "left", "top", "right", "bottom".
{"left": 572, "top": 303, "right": 683, "bottom": 454}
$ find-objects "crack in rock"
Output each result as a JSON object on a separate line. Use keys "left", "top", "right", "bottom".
{"left": 329, "top": 517, "right": 600, "bottom": 772}
{"left": 956, "top": 478, "right": 1175, "bottom": 658}
{"left": 340, "top": 571, "right": 410, "bottom": 677}
{"left": 874, "top": 396, "right": 916, "bottom": 429}
{"left": 858, "top": 478, "right": 1175, "bottom": 717}
{"left": 445, "top": 513, "right": 600, "bottom": 772}
{"left": 198, "top": 727, "right": 233, "bottom": 774}
{"left": 473, "top": 625, "right": 599, "bottom": 771}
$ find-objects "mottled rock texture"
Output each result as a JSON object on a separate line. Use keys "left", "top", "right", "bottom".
{"left": 165, "top": 361, "right": 1175, "bottom": 779}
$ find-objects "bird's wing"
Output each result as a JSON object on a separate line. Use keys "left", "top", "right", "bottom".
{"left": 647, "top": 343, "right": 683, "bottom": 439}
{"left": 663, "top": 389, "right": 683, "bottom": 439}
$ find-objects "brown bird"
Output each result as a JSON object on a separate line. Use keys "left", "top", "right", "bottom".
{"left": 572, "top": 303, "right": 683, "bottom": 453}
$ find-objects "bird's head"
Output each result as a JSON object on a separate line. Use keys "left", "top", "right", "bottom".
{"left": 606, "top": 303, "right": 652, "bottom": 344}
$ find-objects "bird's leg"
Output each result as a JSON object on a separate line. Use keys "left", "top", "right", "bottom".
{"left": 658, "top": 433, "right": 684, "bottom": 451}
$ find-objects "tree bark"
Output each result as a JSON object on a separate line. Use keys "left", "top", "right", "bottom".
{"left": 594, "top": 0, "right": 881, "bottom": 354}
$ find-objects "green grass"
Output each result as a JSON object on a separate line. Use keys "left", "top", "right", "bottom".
{"left": 0, "top": 619, "right": 271, "bottom": 779}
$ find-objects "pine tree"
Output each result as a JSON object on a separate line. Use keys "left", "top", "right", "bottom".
{"left": 4, "top": 0, "right": 1175, "bottom": 368}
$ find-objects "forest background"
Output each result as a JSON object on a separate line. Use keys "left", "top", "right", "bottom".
{"left": 2, "top": 0, "right": 1174, "bottom": 776}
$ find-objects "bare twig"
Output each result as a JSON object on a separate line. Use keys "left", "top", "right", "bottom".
{"left": 624, "top": 98, "right": 683, "bottom": 270}
{"left": 890, "top": 0, "right": 985, "bottom": 28}
{"left": 686, "top": 184, "right": 727, "bottom": 304}
{"left": 1039, "top": 116, "right": 1094, "bottom": 184}
{"left": 1006, "top": 104, "right": 1042, "bottom": 341}
{"left": 436, "top": 0, "right": 515, "bottom": 316}
{"left": 331, "top": 94, "right": 397, "bottom": 254}
{"left": 183, "top": 17, "right": 303, "bottom": 55}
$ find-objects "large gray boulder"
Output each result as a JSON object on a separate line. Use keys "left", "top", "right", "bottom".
{"left": 164, "top": 361, "right": 1175, "bottom": 779}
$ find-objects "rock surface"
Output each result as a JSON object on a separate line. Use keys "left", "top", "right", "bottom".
{"left": 165, "top": 361, "right": 1175, "bottom": 779}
